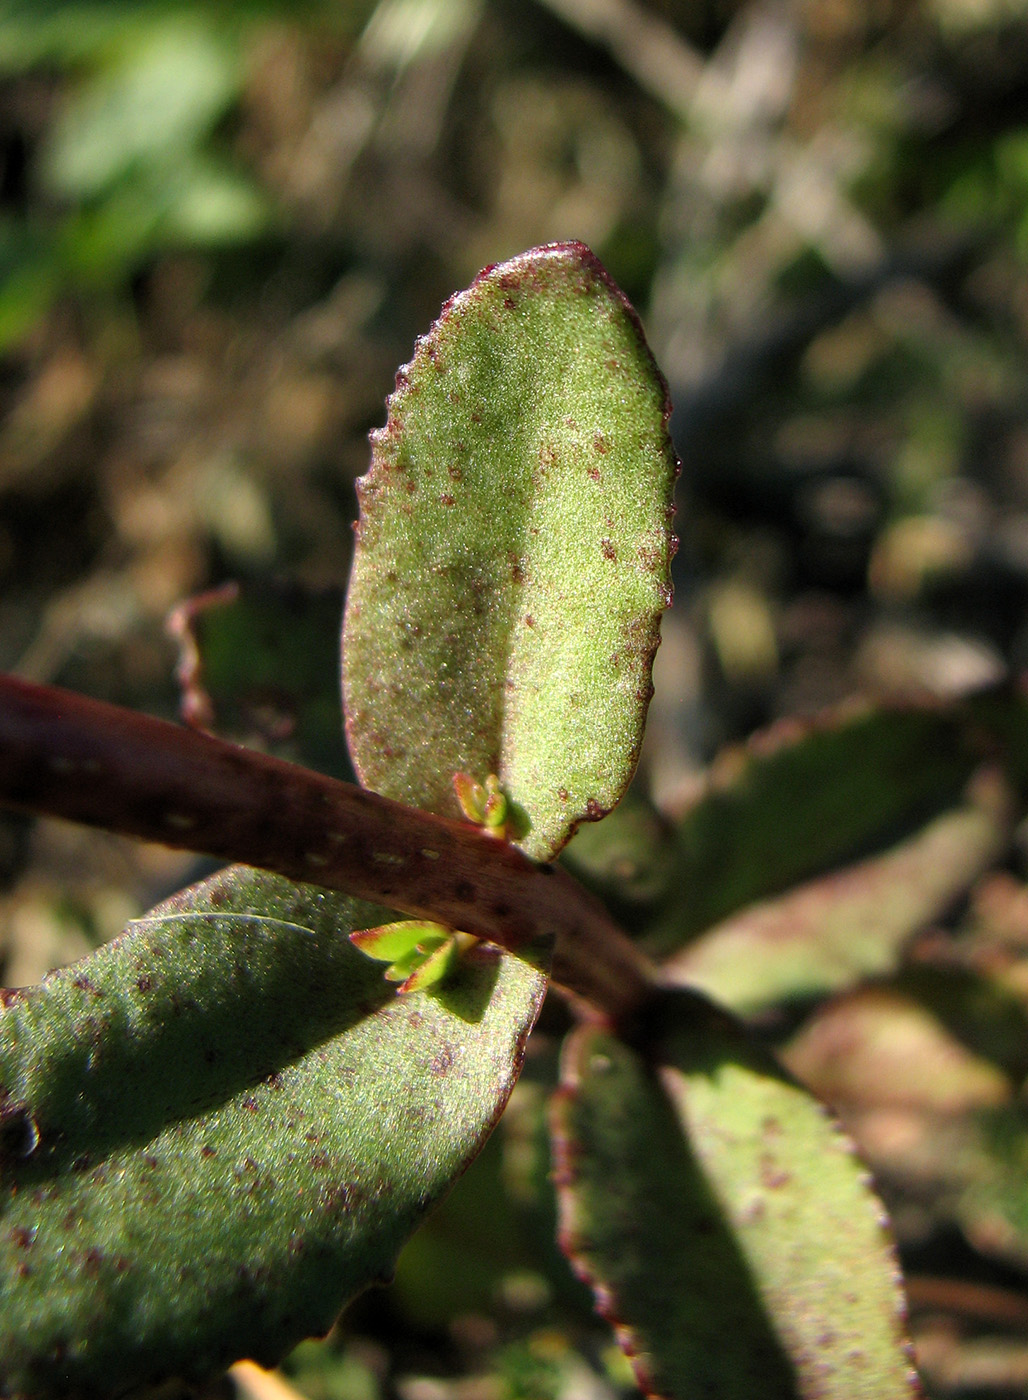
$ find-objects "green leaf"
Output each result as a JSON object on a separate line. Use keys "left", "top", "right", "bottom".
{"left": 43, "top": 18, "right": 241, "bottom": 200}
{"left": 350, "top": 918, "right": 450, "bottom": 962}
{"left": 649, "top": 703, "right": 977, "bottom": 955}
{"left": 0, "top": 865, "right": 549, "bottom": 1398}
{"left": 966, "top": 685, "right": 1028, "bottom": 797}
{"left": 665, "top": 777, "right": 1009, "bottom": 1013}
{"left": 784, "top": 985, "right": 1012, "bottom": 1118}
{"left": 552, "top": 991, "right": 919, "bottom": 1400}
{"left": 782, "top": 974, "right": 1028, "bottom": 1269}
{"left": 955, "top": 1106, "right": 1028, "bottom": 1271}
{"left": 342, "top": 242, "right": 678, "bottom": 862}
{"left": 398, "top": 934, "right": 461, "bottom": 993}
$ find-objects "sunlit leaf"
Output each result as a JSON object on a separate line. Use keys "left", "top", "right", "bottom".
{"left": 343, "top": 242, "right": 678, "bottom": 862}
{"left": 350, "top": 918, "right": 449, "bottom": 962}
{"left": 648, "top": 704, "right": 976, "bottom": 955}
{"left": 0, "top": 865, "right": 549, "bottom": 1398}
{"left": 552, "top": 991, "right": 919, "bottom": 1400}
{"left": 398, "top": 933, "right": 461, "bottom": 993}
{"left": 665, "top": 777, "right": 1009, "bottom": 1013}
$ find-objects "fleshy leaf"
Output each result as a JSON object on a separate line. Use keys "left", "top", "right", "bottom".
{"left": 966, "top": 684, "right": 1028, "bottom": 797}
{"left": 648, "top": 703, "right": 976, "bottom": 955}
{"left": 383, "top": 947, "right": 427, "bottom": 982}
{"left": 781, "top": 974, "right": 1028, "bottom": 1272}
{"left": 784, "top": 985, "right": 1012, "bottom": 1117}
{"left": 551, "top": 991, "right": 919, "bottom": 1400}
{"left": 342, "top": 242, "right": 678, "bottom": 862}
{"left": 665, "top": 777, "right": 1009, "bottom": 1013}
{"left": 0, "top": 865, "right": 548, "bottom": 1398}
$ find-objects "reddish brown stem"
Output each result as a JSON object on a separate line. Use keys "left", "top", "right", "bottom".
{"left": 0, "top": 675, "right": 655, "bottom": 1023}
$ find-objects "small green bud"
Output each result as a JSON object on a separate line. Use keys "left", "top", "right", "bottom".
{"left": 350, "top": 921, "right": 476, "bottom": 993}
{"left": 454, "top": 771, "right": 510, "bottom": 838}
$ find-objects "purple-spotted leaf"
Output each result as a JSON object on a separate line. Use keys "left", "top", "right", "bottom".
{"left": 0, "top": 865, "right": 549, "bottom": 1399}
{"left": 665, "top": 776, "right": 1009, "bottom": 1013}
{"left": 342, "top": 243, "right": 678, "bottom": 862}
{"left": 649, "top": 703, "right": 976, "bottom": 954}
{"left": 552, "top": 991, "right": 919, "bottom": 1400}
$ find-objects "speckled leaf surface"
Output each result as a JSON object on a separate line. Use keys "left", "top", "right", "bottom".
{"left": 665, "top": 781, "right": 1009, "bottom": 1014}
{"left": 552, "top": 991, "right": 919, "bottom": 1400}
{"left": 0, "top": 865, "right": 549, "bottom": 1399}
{"left": 648, "top": 704, "right": 974, "bottom": 955}
{"left": 342, "top": 242, "right": 677, "bottom": 862}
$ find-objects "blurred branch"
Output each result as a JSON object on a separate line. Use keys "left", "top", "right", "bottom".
{"left": 286, "top": 0, "right": 482, "bottom": 245}
{"left": 537, "top": 0, "right": 881, "bottom": 279}
{"left": 532, "top": 0, "right": 703, "bottom": 122}
{"left": 908, "top": 1276, "right": 1028, "bottom": 1332}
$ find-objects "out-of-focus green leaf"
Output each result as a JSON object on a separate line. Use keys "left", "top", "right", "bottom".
{"left": 343, "top": 243, "right": 678, "bottom": 862}
{"left": 648, "top": 704, "right": 977, "bottom": 955}
{"left": 164, "top": 157, "right": 270, "bottom": 243}
{"left": 169, "top": 581, "right": 352, "bottom": 778}
{"left": 0, "top": 865, "right": 549, "bottom": 1398}
{"left": 0, "top": 223, "right": 61, "bottom": 350}
{"left": 0, "top": 2, "right": 343, "bottom": 68}
{"left": 957, "top": 1108, "right": 1028, "bottom": 1271}
{"left": 784, "top": 986, "right": 1012, "bottom": 1118}
{"left": 43, "top": 18, "right": 241, "bottom": 199}
{"left": 283, "top": 1338, "right": 383, "bottom": 1400}
{"left": 782, "top": 982, "right": 1028, "bottom": 1275}
{"left": 664, "top": 777, "right": 1009, "bottom": 1014}
{"left": 896, "top": 961, "right": 1028, "bottom": 1086}
{"left": 552, "top": 991, "right": 919, "bottom": 1400}
{"left": 0, "top": 5, "right": 277, "bottom": 345}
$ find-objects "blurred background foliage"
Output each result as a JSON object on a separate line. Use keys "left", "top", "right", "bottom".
{"left": 10, "top": 0, "right": 1028, "bottom": 1395}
